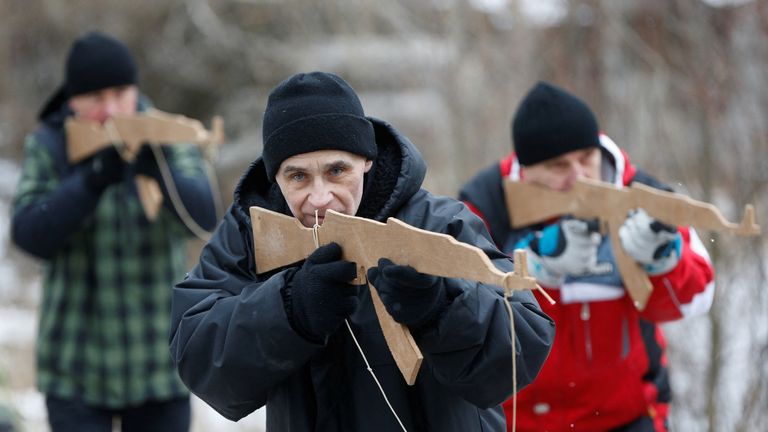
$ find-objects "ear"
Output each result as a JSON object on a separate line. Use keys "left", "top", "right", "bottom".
{"left": 364, "top": 159, "right": 373, "bottom": 173}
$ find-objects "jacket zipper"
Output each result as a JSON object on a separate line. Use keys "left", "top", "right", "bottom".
{"left": 581, "top": 302, "right": 592, "bottom": 362}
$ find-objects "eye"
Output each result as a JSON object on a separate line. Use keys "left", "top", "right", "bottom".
{"left": 329, "top": 164, "right": 347, "bottom": 176}
{"left": 81, "top": 92, "right": 101, "bottom": 104}
{"left": 290, "top": 172, "right": 306, "bottom": 182}
{"left": 547, "top": 161, "right": 569, "bottom": 171}
{"left": 582, "top": 148, "right": 600, "bottom": 163}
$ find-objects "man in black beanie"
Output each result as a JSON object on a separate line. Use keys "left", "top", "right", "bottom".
{"left": 459, "top": 81, "right": 715, "bottom": 431}
{"left": 169, "top": 71, "right": 555, "bottom": 431}
{"left": 11, "top": 31, "right": 217, "bottom": 432}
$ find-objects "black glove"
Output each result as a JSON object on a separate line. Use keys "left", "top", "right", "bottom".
{"left": 79, "top": 146, "right": 125, "bottom": 193}
{"left": 287, "top": 242, "right": 360, "bottom": 342}
{"left": 131, "top": 144, "right": 162, "bottom": 180}
{"left": 367, "top": 258, "right": 447, "bottom": 328}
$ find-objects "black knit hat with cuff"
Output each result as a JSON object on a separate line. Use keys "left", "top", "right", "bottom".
{"left": 66, "top": 31, "right": 138, "bottom": 96}
{"left": 512, "top": 81, "right": 600, "bottom": 166}
{"left": 38, "top": 31, "right": 138, "bottom": 119}
{"left": 262, "top": 71, "right": 377, "bottom": 182}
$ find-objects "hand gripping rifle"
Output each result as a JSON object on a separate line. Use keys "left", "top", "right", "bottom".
{"left": 66, "top": 109, "right": 224, "bottom": 220}
{"left": 250, "top": 207, "right": 550, "bottom": 385}
{"left": 504, "top": 177, "right": 760, "bottom": 310}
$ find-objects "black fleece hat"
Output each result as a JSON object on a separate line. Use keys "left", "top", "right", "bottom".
{"left": 65, "top": 32, "right": 138, "bottom": 96}
{"left": 512, "top": 81, "right": 600, "bottom": 166}
{"left": 262, "top": 71, "right": 377, "bottom": 182}
{"left": 38, "top": 32, "right": 138, "bottom": 120}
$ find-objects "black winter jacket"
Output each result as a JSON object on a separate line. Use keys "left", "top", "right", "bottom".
{"left": 169, "top": 118, "right": 554, "bottom": 431}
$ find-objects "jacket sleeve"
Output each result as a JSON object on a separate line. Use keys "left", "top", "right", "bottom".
{"left": 11, "top": 134, "right": 103, "bottom": 259}
{"left": 400, "top": 196, "right": 555, "bottom": 408}
{"left": 457, "top": 161, "right": 511, "bottom": 249}
{"left": 168, "top": 209, "right": 320, "bottom": 421}
{"left": 628, "top": 170, "right": 716, "bottom": 322}
{"left": 640, "top": 226, "right": 715, "bottom": 322}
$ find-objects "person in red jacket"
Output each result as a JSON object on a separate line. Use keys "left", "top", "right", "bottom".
{"left": 459, "top": 81, "right": 715, "bottom": 432}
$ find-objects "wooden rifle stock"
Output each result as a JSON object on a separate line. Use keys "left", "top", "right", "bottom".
{"left": 504, "top": 177, "right": 760, "bottom": 310}
{"left": 250, "top": 207, "right": 543, "bottom": 385}
{"left": 66, "top": 109, "right": 224, "bottom": 220}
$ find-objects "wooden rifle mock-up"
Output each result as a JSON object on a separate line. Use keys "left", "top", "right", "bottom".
{"left": 504, "top": 177, "right": 761, "bottom": 310}
{"left": 66, "top": 109, "right": 224, "bottom": 220}
{"left": 250, "top": 207, "right": 551, "bottom": 385}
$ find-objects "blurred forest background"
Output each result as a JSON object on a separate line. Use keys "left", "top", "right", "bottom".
{"left": 1, "top": 0, "right": 766, "bottom": 431}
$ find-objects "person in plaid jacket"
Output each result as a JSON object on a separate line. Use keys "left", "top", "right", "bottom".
{"left": 10, "top": 32, "right": 217, "bottom": 432}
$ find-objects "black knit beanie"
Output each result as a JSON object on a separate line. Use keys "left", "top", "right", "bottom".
{"left": 262, "top": 71, "right": 377, "bottom": 182}
{"left": 38, "top": 32, "right": 138, "bottom": 120}
{"left": 512, "top": 81, "right": 600, "bottom": 166}
{"left": 65, "top": 32, "right": 138, "bottom": 96}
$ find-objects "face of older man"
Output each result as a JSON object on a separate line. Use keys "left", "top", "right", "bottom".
{"left": 275, "top": 149, "right": 373, "bottom": 228}
{"left": 68, "top": 84, "right": 138, "bottom": 124}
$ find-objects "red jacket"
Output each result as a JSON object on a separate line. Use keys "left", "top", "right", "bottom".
{"left": 459, "top": 135, "right": 715, "bottom": 431}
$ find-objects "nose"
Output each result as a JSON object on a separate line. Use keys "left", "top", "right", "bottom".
{"left": 101, "top": 97, "right": 120, "bottom": 121}
{"left": 562, "top": 161, "right": 585, "bottom": 190}
{"left": 307, "top": 180, "right": 333, "bottom": 208}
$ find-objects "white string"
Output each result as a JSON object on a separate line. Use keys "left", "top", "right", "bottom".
{"left": 103, "top": 119, "right": 119, "bottom": 145}
{"left": 101, "top": 119, "right": 219, "bottom": 242}
{"left": 311, "top": 211, "right": 407, "bottom": 432}
{"left": 103, "top": 119, "right": 128, "bottom": 160}
{"left": 312, "top": 210, "right": 320, "bottom": 248}
{"left": 504, "top": 295, "right": 518, "bottom": 432}
{"left": 150, "top": 144, "right": 213, "bottom": 242}
{"left": 344, "top": 319, "right": 407, "bottom": 431}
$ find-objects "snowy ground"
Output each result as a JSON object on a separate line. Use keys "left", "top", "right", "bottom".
{"left": 0, "top": 306, "right": 266, "bottom": 432}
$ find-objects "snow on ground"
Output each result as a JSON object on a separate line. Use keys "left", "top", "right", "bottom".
{"left": 192, "top": 399, "right": 265, "bottom": 432}
{"left": 0, "top": 306, "right": 266, "bottom": 431}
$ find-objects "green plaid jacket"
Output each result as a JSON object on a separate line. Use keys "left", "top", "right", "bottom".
{"left": 12, "top": 123, "right": 207, "bottom": 408}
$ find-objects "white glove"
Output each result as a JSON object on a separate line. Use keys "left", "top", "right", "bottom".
{"left": 619, "top": 208, "right": 682, "bottom": 275}
{"left": 524, "top": 218, "right": 602, "bottom": 287}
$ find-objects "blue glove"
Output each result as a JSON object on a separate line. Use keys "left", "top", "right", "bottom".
{"left": 367, "top": 258, "right": 447, "bottom": 329}
{"left": 79, "top": 146, "right": 125, "bottom": 193}
{"left": 286, "top": 242, "right": 360, "bottom": 342}
{"left": 619, "top": 208, "right": 681, "bottom": 275}
{"left": 521, "top": 218, "right": 602, "bottom": 287}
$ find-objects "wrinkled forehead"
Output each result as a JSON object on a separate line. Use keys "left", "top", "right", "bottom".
{"left": 278, "top": 149, "right": 366, "bottom": 172}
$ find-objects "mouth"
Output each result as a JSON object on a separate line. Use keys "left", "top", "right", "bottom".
{"left": 303, "top": 207, "right": 349, "bottom": 226}
{"left": 304, "top": 213, "right": 325, "bottom": 226}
